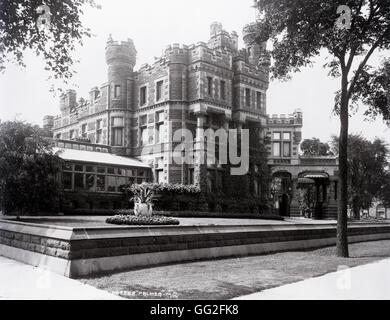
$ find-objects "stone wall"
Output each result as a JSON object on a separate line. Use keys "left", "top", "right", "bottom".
{"left": 1, "top": 219, "right": 390, "bottom": 278}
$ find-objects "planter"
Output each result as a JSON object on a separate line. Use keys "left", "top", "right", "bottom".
{"left": 134, "top": 203, "right": 153, "bottom": 216}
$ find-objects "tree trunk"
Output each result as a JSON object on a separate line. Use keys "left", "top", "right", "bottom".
{"left": 337, "top": 75, "right": 350, "bottom": 258}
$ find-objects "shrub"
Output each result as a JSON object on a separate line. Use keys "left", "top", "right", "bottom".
{"left": 106, "top": 214, "right": 180, "bottom": 226}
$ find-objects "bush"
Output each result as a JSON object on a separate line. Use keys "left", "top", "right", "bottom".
{"left": 106, "top": 214, "right": 180, "bottom": 226}
{"left": 155, "top": 210, "right": 283, "bottom": 220}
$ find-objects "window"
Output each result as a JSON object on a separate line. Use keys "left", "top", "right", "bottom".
{"left": 156, "top": 80, "right": 163, "bottom": 101}
{"left": 140, "top": 86, "right": 147, "bottom": 106}
{"left": 220, "top": 80, "right": 226, "bottom": 100}
{"left": 96, "top": 119, "right": 103, "bottom": 144}
{"left": 156, "top": 123, "right": 164, "bottom": 143}
{"left": 55, "top": 133, "right": 61, "bottom": 139}
{"left": 107, "top": 176, "right": 116, "bottom": 192}
{"left": 273, "top": 142, "right": 281, "bottom": 157}
{"left": 96, "top": 175, "right": 105, "bottom": 192}
{"left": 107, "top": 167, "right": 115, "bottom": 174}
{"left": 117, "top": 177, "right": 127, "bottom": 188}
{"left": 256, "top": 92, "right": 262, "bottom": 109}
{"left": 245, "top": 88, "right": 251, "bottom": 107}
{"left": 140, "top": 127, "right": 148, "bottom": 146}
{"left": 81, "top": 124, "right": 87, "bottom": 138}
{"left": 86, "top": 166, "right": 95, "bottom": 173}
{"left": 75, "top": 164, "right": 83, "bottom": 172}
{"left": 97, "top": 167, "right": 105, "bottom": 174}
{"left": 156, "top": 111, "right": 164, "bottom": 122}
{"left": 283, "top": 132, "right": 291, "bottom": 140}
{"left": 114, "top": 85, "right": 121, "bottom": 98}
{"left": 74, "top": 173, "right": 84, "bottom": 190}
{"left": 86, "top": 174, "right": 95, "bottom": 191}
{"left": 140, "top": 115, "right": 147, "bottom": 126}
{"left": 283, "top": 142, "right": 291, "bottom": 157}
{"left": 69, "top": 130, "right": 75, "bottom": 140}
{"left": 207, "top": 77, "right": 213, "bottom": 96}
{"left": 96, "top": 119, "right": 102, "bottom": 130}
{"left": 112, "top": 127, "right": 123, "bottom": 146}
{"left": 273, "top": 132, "right": 281, "bottom": 140}
{"left": 62, "top": 172, "right": 72, "bottom": 190}
{"left": 188, "top": 168, "right": 194, "bottom": 185}
{"left": 112, "top": 117, "right": 124, "bottom": 127}
{"left": 148, "top": 126, "right": 154, "bottom": 145}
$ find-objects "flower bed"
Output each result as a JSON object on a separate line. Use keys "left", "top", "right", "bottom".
{"left": 106, "top": 214, "right": 180, "bottom": 226}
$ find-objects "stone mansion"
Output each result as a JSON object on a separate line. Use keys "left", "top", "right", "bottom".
{"left": 43, "top": 21, "right": 339, "bottom": 218}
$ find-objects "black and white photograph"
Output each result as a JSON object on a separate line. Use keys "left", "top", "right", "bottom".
{"left": 0, "top": 0, "right": 390, "bottom": 307}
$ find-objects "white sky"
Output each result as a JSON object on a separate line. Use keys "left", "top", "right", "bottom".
{"left": 0, "top": 0, "right": 389, "bottom": 145}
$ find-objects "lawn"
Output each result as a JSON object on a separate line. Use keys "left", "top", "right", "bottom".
{"left": 80, "top": 240, "right": 390, "bottom": 300}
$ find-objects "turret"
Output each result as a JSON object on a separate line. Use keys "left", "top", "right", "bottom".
{"left": 294, "top": 108, "right": 303, "bottom": 125}
{"left": 105, "top": 35, "right": 137, "bottom": 109}
{"left": 60, "top": 89, "right": 77, "bottom": 114}
{"left": 242, "top": 22, "right": 267, "bottom": 66}
{"left": 208, "top": 22, "right": 238, "bottom": 52}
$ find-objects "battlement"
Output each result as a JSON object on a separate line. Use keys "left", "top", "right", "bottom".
{"left": 105, "top": 36, "right": 137, "bottom": 67}
{"left": 267, "top": 109, "right": 303, "bottom": 125}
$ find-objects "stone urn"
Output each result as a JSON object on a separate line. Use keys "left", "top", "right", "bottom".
{"left": 134, "top": 202, "right": 153, "bottom": 216}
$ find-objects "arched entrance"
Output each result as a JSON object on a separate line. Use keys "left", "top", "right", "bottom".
{"left": 271, "top": 171, "right": 292, "bottom": 217}
{"left": 297, "top": 171, "right": 330, "bottom": 219}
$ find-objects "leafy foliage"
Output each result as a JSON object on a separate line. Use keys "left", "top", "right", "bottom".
{"left": 0, "top": 120, "right": 63, "bottom": 215}
{"left": 0, "top": 0, "right": 99, "bottom": 81}
{"left": 249, "top": 0, "right": 390, "bottom": 257}
{"left": 331, "top": 134, "right": 390, "bottom": 217}
{"left": 125, "top": 183, "right": 201, "bottom": 205}
{"left": 300, "top": 138, "right": 333, "bottom": 156}
{"left": 106, "top": 214, "right": 180, "bottom": 226}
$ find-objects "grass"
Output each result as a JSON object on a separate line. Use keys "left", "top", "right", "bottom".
{"left": 80, "top": 240, "right": 390, "bottom": 300}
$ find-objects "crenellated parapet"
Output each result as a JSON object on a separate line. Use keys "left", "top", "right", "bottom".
{"left": 267, "top": 109, "right": 303, "bottom": 126}
{"left": 164, "top": 43, "right": 189, "bottom": 65}
{"left": 105, "top": 36, "right": 137, "bottom": 69}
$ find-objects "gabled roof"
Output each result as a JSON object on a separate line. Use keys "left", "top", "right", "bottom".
{"left": 53, "top": 148, "right": 150, "bottom": 168}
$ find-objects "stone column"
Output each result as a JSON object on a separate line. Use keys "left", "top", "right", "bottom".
{"left": 193, "top": 113, "right": 208, "bottom": 210}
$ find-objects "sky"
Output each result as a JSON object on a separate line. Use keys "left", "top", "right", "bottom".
{"left": 0, "top": 0, "right": 389, "bottom": 145}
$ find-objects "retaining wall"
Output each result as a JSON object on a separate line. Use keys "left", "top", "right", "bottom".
{"left": 1, "top": 219, "right": 390, "bottom": 278}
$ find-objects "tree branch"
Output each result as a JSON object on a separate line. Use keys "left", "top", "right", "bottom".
{"left": 347, "top": 27, "right": 390, "bottom": 100}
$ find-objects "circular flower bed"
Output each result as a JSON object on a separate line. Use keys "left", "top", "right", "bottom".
{"left": 106, "top": 214, "right": 180, "bottom": 226}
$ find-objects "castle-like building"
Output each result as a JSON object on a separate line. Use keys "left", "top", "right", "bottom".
{"left": 44, "top": 21, "right": 339, "bottom": 218}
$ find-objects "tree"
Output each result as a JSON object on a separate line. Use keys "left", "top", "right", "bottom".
{"left": 0, "top": 120, "right": 63, "bottom": 217}
{"left": 331, "top": 134, "right": 389, "bottom": 219}
{"left": 0, "top": 0, "right": 98, "bottom": 81}
{"left": 248, "top": 0, "right": 390, "bottom": 257}
{"left": 379, "top": 172, "right": 390, "bottom": 208}
{"left": 301, "top": 138, "right": 333, "bottom": 156}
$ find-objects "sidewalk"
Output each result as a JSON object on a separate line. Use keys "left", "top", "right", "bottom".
{"left": 0, "top": 256, "right": 122, "bottom": 300}
{"left": 235, "top": 259, "right": 390, "bottom": 300}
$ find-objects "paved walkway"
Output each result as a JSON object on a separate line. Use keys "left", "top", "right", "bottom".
{"left": 0, "top": 256, "right": 122, "bottom": 300}
{"left": 235, "top": 259, "right": 390, "bottom": 300}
